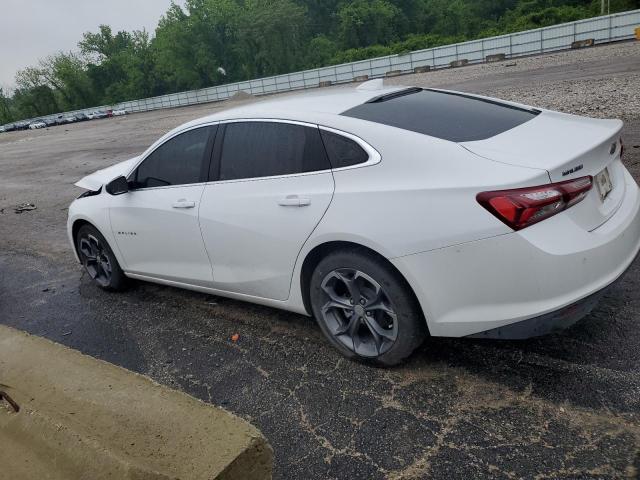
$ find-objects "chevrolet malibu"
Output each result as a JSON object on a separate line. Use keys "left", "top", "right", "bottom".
{"left": 68, "top": 82, "right": 640, "bottom": 365}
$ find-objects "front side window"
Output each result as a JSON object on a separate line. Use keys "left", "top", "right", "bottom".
{"left": 219, "top": 122, "right": 330, "bottom": 181}
{"left": 134, "top": 126, "right": 213, "bottom": 188}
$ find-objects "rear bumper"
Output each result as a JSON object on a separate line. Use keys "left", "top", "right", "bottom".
{"left": 392, "top": 166, "right": 640, "bottom": 338}
{"left": 466, "top": 271, "right": 619, "bottom": 339}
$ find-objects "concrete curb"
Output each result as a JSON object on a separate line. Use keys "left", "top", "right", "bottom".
{"left": 0, "top": 325, "right": 272, "bottom": 479}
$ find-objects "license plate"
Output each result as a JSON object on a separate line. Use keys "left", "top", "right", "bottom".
{"left": 595, "top": 167, "right": 613, "bottom": 201}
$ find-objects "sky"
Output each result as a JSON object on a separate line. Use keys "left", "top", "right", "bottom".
{"left": 0, "top": 0, "right": 186, "bottom": 90}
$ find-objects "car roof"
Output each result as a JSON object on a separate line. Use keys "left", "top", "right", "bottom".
{"left": 186, "top": 84, "right": 408, "bottom": 127}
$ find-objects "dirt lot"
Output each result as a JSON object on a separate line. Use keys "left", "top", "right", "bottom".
{"left": 2, "top": 42, "right": 640, "bottom": 479}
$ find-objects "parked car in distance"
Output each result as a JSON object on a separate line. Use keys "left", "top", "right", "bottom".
{"left": 68, "top": 83, "right": 640, "bottom": 366}
{"left": 75, "top": 113, "right": 89, "bottom": 122}
{"left": 112, "top": 109, "right": 127, "bottom": 116}
{"left": 55, "top": 114, "right": 77, "bottom": 125}
{"left": 91, "top": 110, "right": 109, "bottom": 120}
{"left": 29, "top": 120, "right": 46, "bottom": 129}
{"left": 44, "top": 118, "right": 57, "bottom": 127}
{"left": 15, "top": 121, "right": 30, "bottom": 130}
{"left": 4, "top": 123, "right": 16, "bottom": 132}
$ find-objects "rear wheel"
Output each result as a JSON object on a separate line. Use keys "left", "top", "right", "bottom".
{"left": 76, "top": 224, "right": 127, "bottom": 291}
{"left": 309, "top": 249, "right": 426, "bottom": 366}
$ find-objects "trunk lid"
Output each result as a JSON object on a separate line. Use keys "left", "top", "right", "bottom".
{"left": 462, "top": 110, "right": 624, "bottom": 231}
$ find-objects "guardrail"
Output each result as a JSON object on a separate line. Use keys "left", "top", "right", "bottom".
{"left": 5, "top": 9, "right": 640, "bottom": 127}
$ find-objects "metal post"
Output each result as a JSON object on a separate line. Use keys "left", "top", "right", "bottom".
{"left": 609, "top": 11, "right": 613, "bottom": 41}
{"left": 540, "top": 29, "right": 544, "bottom": 53}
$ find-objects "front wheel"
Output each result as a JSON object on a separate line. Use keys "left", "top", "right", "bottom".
{"left": 309, "top": 249, "right": 426, "bottom": 366}
{"left": 76, "top": 224, "right": 127, "bottom": 291}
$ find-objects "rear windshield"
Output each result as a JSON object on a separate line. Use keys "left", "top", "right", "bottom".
{"left": 341, "top": 89, "right": 539, "bottom": 142}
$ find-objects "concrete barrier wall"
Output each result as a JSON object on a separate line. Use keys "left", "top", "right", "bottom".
{"left": 7, "top": 9, "right": 640, "bottom": 127}
{"left": 0, "top": 325, "right": 273, "bottom": 480}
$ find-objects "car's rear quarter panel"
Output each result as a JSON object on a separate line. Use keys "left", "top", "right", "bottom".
{"left": 393, "top": 166, "right": 640, "bottom": 337}
{"left": 308, "top": 120, "right": 550, "bottom": 259}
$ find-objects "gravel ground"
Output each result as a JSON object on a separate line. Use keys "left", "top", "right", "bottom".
{"left": 386, "top": 41, "right": 640, "bottom": 119}
{"left": 2, "top": 41, "right": 640, "bottom": 479}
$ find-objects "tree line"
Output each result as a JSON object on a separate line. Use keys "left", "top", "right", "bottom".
{"left": 1, "top": 0, "right": 638, "bottom": 123}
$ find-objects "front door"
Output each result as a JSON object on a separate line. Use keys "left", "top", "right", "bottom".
{"left": 109, "top": 125, "right": 216, "bottom": 285}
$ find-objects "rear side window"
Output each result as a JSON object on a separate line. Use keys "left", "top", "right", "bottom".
{"left": 135, "top": 126, "right": 213, "bottom": 188}
{"left": 320, "top": 131, "right": 369, "bottom": 168}
{"left": 341, "top": 89, "right": 539, "bottom": 142}
{"left": 219, "top": 122, "right": 330, "bottom": 181}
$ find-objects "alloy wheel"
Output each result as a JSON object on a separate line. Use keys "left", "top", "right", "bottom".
{"left": 319, "top": 268, "right": 398, "bottom": 357}
{"left": 79, "top": 234, "right": 113, "bottom": 287}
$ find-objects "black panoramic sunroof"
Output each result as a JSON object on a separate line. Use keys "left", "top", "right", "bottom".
{"left": 341, "top": 88, "right": 540, "bottom": 142}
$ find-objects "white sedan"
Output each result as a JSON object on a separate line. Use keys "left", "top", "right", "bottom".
{"left": 67, "top": 82, "right": 640, "bottom": 365}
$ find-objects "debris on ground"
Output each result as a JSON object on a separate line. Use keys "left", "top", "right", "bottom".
{"left": 231, "top": 333, "right": 240, "bottom": 342}
{"left": 14, "top": 203, "right": 36, "bottom": 214}
{"left": 0, "top": 390, "right": 20, "bottom": 413}
{"left": 228, "top": 90, "right": 254, "bottom": 102}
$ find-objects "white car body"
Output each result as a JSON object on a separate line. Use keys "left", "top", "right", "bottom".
{"left": 29, "top": 121, "right": 46, "bottom": 129}
{"left": 68, "top": 83, "right": 640, "bottom": 342}
{"left": 112, "top": 109, "right": 127, "bottom": 116}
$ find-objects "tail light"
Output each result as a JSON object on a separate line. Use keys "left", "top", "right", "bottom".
{"left": 477, "top": 176, "right": 593, "bottom": 230}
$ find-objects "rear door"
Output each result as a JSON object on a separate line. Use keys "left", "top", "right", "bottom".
{"left": 199, "top": 120, "right": 334, "bottom": 300}
{"left": 109, "top": 125, "right": 217, "bottom": 284}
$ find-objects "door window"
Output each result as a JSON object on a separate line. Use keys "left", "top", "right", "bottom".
{"left": 134, "top": 126, "right": 214, "bottom": 188}
{"left": 218, "top": 122, "right": 330, "bottom": 181}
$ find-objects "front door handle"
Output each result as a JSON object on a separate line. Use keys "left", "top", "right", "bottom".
{"left": 172, "top": 199, "right": 196, "bottom": 209}
{"left": 278, "top": 195, "right": 311, "bottom": 207}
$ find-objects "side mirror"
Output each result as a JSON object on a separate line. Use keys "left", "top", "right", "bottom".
{"left": 106, "top": 176, "right": 129, "bottom": 195}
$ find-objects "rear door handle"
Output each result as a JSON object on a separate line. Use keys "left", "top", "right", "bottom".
{"left": 172, "top": 199, "right": 196, "bottom": 209}
{"left": 278, "top": 195, "right": 311, "bottom": 207}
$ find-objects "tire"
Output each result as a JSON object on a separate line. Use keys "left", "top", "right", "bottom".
{"left": 309, "top": 248, "right": 426, "bottom": 366}
{"left": 76, "top": 224, "right": 128, "bottom": 291}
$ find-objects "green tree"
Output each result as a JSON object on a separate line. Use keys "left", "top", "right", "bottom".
{"left": 236, "top": 0, "right": 308, "bottom": 78}
{"left": 3, "top": 0, "right": 638, "bottom": 123}
{"left": 336, "top": 0, "right": 403, "bottom": 49}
